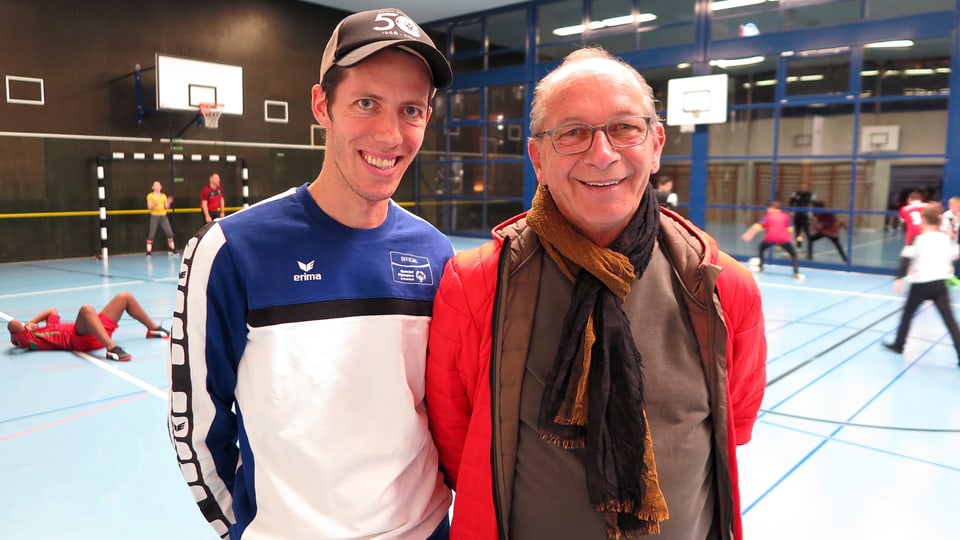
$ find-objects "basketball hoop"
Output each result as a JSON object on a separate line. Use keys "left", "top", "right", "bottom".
{"left": 199, "top": 102, "right": 224, "bottom": 129}
{"left": 680, "top": 108, "right": 701, "bottom": 133}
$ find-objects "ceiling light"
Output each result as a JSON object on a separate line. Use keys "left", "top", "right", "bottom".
{"left": 553, "top": 24, "right": 585, "bottom": 37}
{"left": 712, "top": 0, "right": 777, "bottom": 11}
{"left": 552, "top": 13, "right": 656, "bottom": 36}
{"left": 709, "top": 56, "right": 765, "bottom": 69}
{"left": 864, "top": 40, "right": 914, "bottom": 48}
{"left": 602, "top": 15, "right": 635, "bottom": 26}
{"left": 795, "top": 46, "right": 850, "bottom": 57}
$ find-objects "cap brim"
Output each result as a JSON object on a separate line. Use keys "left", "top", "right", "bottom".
{"left": 338, "top": 40, "right": 453, "bottom": 89}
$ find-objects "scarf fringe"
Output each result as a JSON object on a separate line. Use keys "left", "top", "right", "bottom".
{"left": 604, "top": 521, "right": 663, "bottom": 538}
{"left": 596, "top": 500, "right": 669, "bottom": 522}
{"left": 599, "top": 501, "right": 668, "bottom": 539}
{"left": 536, "top": 429, "right": 586, "bottom": 450}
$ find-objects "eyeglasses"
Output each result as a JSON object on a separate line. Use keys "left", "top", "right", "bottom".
{"left": 533, "top": 115, "right": 653, "bottom": 155}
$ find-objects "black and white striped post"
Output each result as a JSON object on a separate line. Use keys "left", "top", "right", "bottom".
{"left": 241, "top": 159, "right": 250, "bottom": 208}
{"left": 96, "top": 155, "right": 109, "bottom": 260}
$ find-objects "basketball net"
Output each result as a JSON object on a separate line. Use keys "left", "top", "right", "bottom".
{"left": 199, "top": 103, "right": 224, "bottom": 129}
{"left": 680, "top": 109, "right": 700, "bottom": 134}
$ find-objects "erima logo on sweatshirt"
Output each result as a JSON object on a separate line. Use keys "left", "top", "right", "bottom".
{"left": 294, "top": 260, "right": 322, "bottom": 282}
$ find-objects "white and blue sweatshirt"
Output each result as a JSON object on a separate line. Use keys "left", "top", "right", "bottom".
{"left": 168, "top": 183, "right": 453, "bottom": 539}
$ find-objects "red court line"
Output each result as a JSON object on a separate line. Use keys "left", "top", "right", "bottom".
{"left": 0, "top": 392, "right": 150, "bottom": 443}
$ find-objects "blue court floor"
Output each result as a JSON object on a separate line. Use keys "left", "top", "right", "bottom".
{"left": 1, "top": 240, "right": 958, "bottom": 539}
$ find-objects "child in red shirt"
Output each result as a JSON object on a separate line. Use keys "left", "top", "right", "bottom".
{"left": 742, "top": 200, "right": 803, "bottom": 279}
{"left": 7, "top": 291, "right": 169, "bottom": 361}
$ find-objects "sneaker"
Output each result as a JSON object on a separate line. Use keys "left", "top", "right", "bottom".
{"left": 793, "top": 272, "right": 805, "bottom": 281}
{"left": 882, "top": 342, "right": 903, "bottom": 354}
{"left": 146, "top": 326, "right": 170, "bottom": 339}
{"left": 106, "top": 346, "right": 132, "bottom": 361}
{"left": 948, "top": 276, "right": 960, "bottom": 287}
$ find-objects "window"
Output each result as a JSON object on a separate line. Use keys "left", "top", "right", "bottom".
{"left": 784, "top": 49, "right": 851, "bottom": 97}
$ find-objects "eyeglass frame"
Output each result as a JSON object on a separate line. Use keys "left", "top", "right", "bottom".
{"left": 531, "top": 115, "right": 655, "bottom": 155}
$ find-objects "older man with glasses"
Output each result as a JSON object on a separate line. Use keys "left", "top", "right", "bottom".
{"left": 425, "top": 46, "right": 767, "bottom": 540}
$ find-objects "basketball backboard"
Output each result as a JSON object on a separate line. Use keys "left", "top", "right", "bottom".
{"left": 155, "top": 53, "right": 244, "bottom": 116}
{"left": 860, "top": 125, "right": 900, "bottom": 152}
{"left": 665, "top": 73, "right": 729, "bottom": 126}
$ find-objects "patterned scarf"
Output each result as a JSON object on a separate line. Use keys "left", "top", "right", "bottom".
{"left": 527, "top": 184, "right": 669, "bottom": 538}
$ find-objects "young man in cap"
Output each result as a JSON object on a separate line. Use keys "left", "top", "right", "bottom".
{"left": 168, "top": 9, "right": 454, "bottom": 539}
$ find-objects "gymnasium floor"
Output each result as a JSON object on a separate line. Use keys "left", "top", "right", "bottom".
{"left": 1, "top": 238, "right": 958, "bottom": 539}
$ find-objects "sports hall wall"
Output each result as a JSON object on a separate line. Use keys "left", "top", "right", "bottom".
{"left": 0, "top": 0, "right": 353, "bottom": 263}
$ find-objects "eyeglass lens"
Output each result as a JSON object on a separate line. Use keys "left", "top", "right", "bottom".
{"left": 551, "top": 116, "right": 649, "bottom": 154}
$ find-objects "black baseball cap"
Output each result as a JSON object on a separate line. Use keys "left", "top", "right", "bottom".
{"left": 320, "top": 8, "right": 452, "bottom": 90}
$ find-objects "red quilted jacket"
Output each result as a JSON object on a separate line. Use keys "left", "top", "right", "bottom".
{"left": 426, "top": 210, "right": 766, "bottom": 540}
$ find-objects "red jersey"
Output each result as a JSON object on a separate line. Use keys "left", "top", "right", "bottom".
{"left": 899, "top": 200, "right": 929, "bottom": 245}
{"left": 759, "top": 209, "right": 793, "bottom": 243}
{"left": 11, "top": 313, "right": 117, "bottom": 351}
{"left": 200, "top": 185, "right": 225, "bottom": 213}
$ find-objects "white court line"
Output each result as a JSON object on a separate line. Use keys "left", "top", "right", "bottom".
{"left": 74, "top": 351, "right": 168, "bottom": 400}
{"left": 0, "top": 280, "right": 146, "bottom": 300}
{"left": 756, "top": 277, "right": 960, "bottom": 308}
{"left": 758, "top": 281, "right": 900, "bottom": 301}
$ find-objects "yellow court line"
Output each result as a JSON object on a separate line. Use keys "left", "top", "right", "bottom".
{"left": 0, "top": 207, "right": 243, "bottom": 219}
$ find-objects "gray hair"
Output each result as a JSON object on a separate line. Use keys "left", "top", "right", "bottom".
{"left": 529, "top": 46, "right": 659, "bottom": 136}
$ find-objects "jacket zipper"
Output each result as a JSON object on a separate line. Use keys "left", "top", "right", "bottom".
{"left": 489, "top": 235, "right": 512, "bottom": 540}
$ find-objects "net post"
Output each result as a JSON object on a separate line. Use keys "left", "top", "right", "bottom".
{"left": 95, "top": 155, "right": 110, "bottom": 261}
{"left": 241, "top": 159, "right": 250, "bottom": 208}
